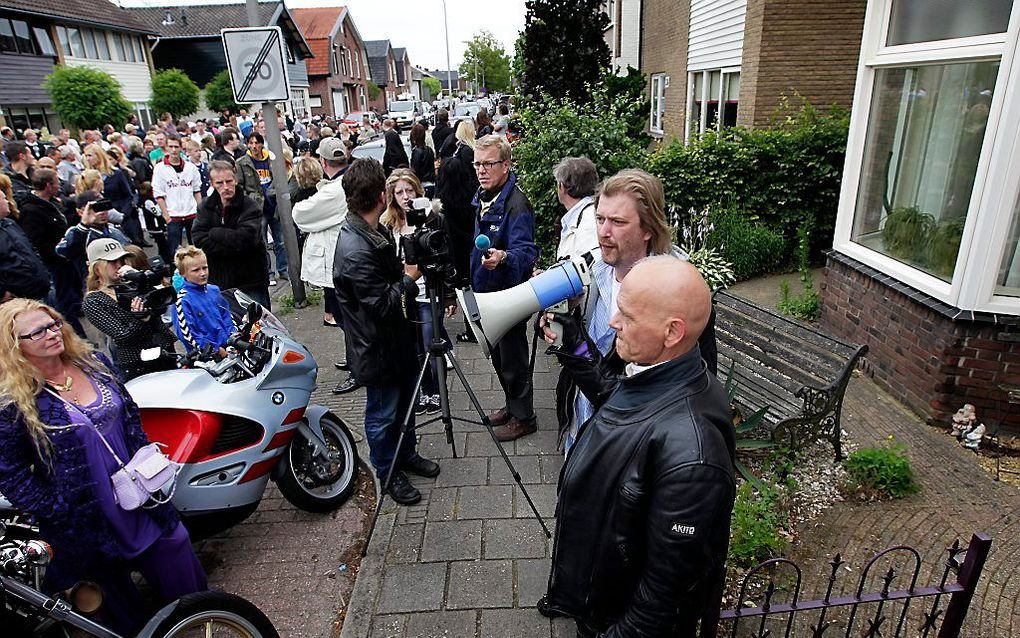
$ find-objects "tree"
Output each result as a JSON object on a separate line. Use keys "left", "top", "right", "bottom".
{"left": 204, "top": 69, "right": 248, "bottom": 115}
{"left": 458, "top": 30, "right": 511, "bottom": 93}
{"left": 150, "top": 69, "right": 200, "bottom": 120}
{"left": 423, "top": 76, "right": 442, "bottom": 100}
{"left": 44, "top": 65, "right": 133, "bottom": 130}
{"left": 520, "top": 0, "right": 610, "bottom": 103}
{"left": 603, "top": 66, "right": 649, "bottom": 140}
{"left": 511, "top": 32, "right": 526, "bottom": 85}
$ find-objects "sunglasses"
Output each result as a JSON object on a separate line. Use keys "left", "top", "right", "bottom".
{"left": 18, "top": 319, "right": 63, "bottom": 341}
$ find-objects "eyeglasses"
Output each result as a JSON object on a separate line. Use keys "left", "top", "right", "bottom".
{"left": 473, "top": 160, "right": 506, "bottom": 172}
{"left": 18, "top": 319, "right": 63, "bottom": 341}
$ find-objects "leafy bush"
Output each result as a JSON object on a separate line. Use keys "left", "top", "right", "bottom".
{"left": 729, "top": 481, "right": 792, "bottom": 568}
{"left": 707, "top": 208, "right": 787, "bottom": 281}
{"left": 204, "top": 70, "right": 248, "bottom": 115}
{"left": 44, "top": 65, "right": 133, "bottom": 130}
{"left": 151, "top": 69, "right": 200, "bottom": 120}
{"left": 843, "top": 442, "right": 919, "bottom": 500}
{"left": 515, "top": 84, "right": 648, "bottom": 263}
{"left": 778, "top": 225, "right": 820, "bottom": 322}
{"left": 647, "top": 98, "right": 849, "bottom": 264}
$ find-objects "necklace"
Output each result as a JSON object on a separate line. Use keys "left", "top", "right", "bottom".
{"left": 46, "top": 371, "right": 73, "bottom": 393}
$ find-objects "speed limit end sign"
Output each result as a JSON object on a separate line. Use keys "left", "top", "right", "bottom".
{"left": 221, "top": 26, "right": 291, "bottom": 103}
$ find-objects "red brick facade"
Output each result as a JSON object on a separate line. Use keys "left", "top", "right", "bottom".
{"left": 292, "top": 8, "right": 369, "bottom": 120}
{"left": 640, "top": 0, "right": 691, "bottom": 141}
{"left": 820, "top": 252, "right": 1020, "bottom": 432}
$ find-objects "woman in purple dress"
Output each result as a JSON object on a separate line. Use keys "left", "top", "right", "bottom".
{"left": 0, "top": 299, "right": 207, "bottom": 635}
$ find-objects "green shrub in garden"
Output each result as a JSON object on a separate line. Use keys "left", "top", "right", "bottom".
{"left": 707, "top": 209, "right": 787, "bottom": 281}
{"left": 514, "top": 81, "right": 649, "bottom": 264}
{"left": 729, "top": 481, "right": 792, "bottom": 568}
{"left": 843, "top": 442, "right": 919, "bottom": 500}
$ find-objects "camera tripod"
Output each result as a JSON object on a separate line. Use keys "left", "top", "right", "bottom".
{"left": 363, "top": 272, "right": 552, "bottom": 556}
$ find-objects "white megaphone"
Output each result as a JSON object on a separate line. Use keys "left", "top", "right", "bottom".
{"left": 457, "top": 236, "right": 591, "bottom": 357}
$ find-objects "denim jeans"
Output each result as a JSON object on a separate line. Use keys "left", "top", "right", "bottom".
{"left": 166, "top": 217, "right": 194, "bottom": 257}
{"left": 364, "top": 375, "right": 418, "bottom": 479}
{"left": 261, "top": 198, "right": 288, "bottom": 275}
{"left": 416, "top": 301, "right": 451, "bottom": 396}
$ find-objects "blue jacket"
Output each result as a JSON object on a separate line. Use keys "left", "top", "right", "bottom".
{"left": 0, "top": 354, "right": 179, "bottom": 592}
{"left": 469, "top": 172, "right": 539, "bottom": 292}
{"left": 172, "top": 280, "right": 235, "bottom": 351}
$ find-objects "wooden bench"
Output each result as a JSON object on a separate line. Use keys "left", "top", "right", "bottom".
{"left": 713, "top": 290, "right": 867, "bottom": 461}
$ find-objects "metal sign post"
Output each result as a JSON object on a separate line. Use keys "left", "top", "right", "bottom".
{"left": 223, "top": 16, "right": 306, "bottom": 307}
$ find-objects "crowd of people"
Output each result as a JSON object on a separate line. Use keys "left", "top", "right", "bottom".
{"left": 0, "top": 101, "right": 739, "bottom": 638}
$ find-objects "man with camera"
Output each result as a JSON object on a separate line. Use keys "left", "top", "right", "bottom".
{"left": 56, "top": 192, "right": 131, "bottom": 279}
{"left": 470, "top": 134, "right": 539, "bottom": 442}
{"left": 333, "top": 158, "right": 440, "bottom": 506}
{"left": 193, "top": 160, "right": 272, "bottom": 310}
{"left": 543, "top": 256, "right": 736, "bottom": 638}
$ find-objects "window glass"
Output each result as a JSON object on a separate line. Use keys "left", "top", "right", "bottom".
{"left": 125, "top": 35, "right": 136, "bottom": 62}
{"left": 112, "top": 32, "right": 125, "bottom": 61}
{"left": 134, "top": 36, "right": 146, "bottom": 63}
{"left": 68, "top": 28, "right": 86, "bottom": 58}
{"left": 94, "top": 30, "right": 110, "bottom": 60}
{"left": 997, "top": 195, "right": 1020, "bottom": 296}
{"left": 851, "top": 61, "right": 999, "bottom": 281}
{"left": 12, "top": 21, "right": 35, "bottom": 54}
{"left": 887, "top": 0, "right": 1013, "bottom": 46}
{"left": 0, "top": 19, "right": 16, "bottom": 53}
{"left": 708, "top": 70, "right": 721, "bottom": 101}
{"left": 34, "top": 27, "right": 55, "bottom": 56}
{"left": 56, "top": 26, "right": 70, "bottom": 56}
{"left": 83, "top": 29, "right": 98, "bottom": 59}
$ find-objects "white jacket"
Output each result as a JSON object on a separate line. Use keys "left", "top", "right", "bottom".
{"left": 556, "top": 196, "right": 599, "bottom": 261}
{"left": 291, "top": 174, "right": 347, "bottom": 288}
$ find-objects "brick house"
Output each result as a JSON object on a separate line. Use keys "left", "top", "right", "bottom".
{"left": 392, "top": 47, "right": 412, "bottom": 97}
{"left": 365, "top": 39, "right": 397, "bottom": 113}
{"left": 292, "top": 6, "right": 369, "bottom": 119}
{"left": 0, "top": 0, "right": 157, "bottom": 131}
{"left": 821, "top": 0, "right": 1020, "bottom": 432}
{"left": 639, "top": 0, "right": 866, "bottom": 141}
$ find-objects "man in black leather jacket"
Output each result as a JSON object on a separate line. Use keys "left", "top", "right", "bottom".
{"left": 333, "top": 158, "right": 440, "bottom": 506}
{"left": 544, "top": 256, "right": 736, "bottom": 638}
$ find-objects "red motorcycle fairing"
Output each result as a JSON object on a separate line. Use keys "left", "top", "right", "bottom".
{"left": 140, "top": 409, "right": 264, "bottom": 464}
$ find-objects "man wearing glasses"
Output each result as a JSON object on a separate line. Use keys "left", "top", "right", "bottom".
{"left": 469, "top": 135, "right": 539, "bottom": 442}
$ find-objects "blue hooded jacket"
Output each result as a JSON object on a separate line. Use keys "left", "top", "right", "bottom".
{"left": 172, "top": 280, "right": 236, "bottom": 351}
{"left": 469, "top": 172, "right": 539, "bottom": 292}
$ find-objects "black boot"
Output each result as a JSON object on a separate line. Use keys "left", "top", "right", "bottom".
{"left": 386, "top": 471, "right": 421, "bottom": 505}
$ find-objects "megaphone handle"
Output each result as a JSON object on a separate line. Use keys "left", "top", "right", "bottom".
{"left": 548, "top": 319, "right": 564, "bottom": 348}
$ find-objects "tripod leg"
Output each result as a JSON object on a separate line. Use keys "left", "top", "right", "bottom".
{"left": 431, "top": 340, "right": 457, "bottom": 457}
{"left": 445, "top": 351, "right": 552, "bottom": 539}
{"left": 362, "top": 354, "right": 433, "bottom": 557}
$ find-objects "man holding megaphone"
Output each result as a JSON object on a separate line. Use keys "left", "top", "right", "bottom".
{"left": 468, "top": 135, "right": 539, "bottom": 442}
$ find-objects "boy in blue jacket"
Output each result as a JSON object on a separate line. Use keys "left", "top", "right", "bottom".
{"left": 172, "top": 246, "right": 235, "bottom": 354}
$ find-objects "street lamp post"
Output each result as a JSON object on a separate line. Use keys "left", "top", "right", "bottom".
{"left": 441, "top": 0, "right": 453, "bottom": 98}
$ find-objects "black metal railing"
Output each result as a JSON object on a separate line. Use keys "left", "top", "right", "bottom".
{"left": 699, "top": 532, "right": 992, "bottom": 638}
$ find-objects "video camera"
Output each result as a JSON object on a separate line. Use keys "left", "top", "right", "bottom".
{"left": 400, "top": 197, "right": 456, "bottom": 281}
{"left": 114, "top": 256, "right": 176, "bottom": 313}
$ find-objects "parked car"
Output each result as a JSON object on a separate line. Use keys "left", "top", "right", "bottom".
{"left": 342, "top": 111, "right": 381, "bottom": 131}
{"left": 350, "top": 136, "right": 412, "bottom": 163}
{"left": 451, "top": 101, "right": 481, "bottom": 127}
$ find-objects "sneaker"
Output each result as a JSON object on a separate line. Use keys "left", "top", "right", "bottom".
{"left": 400, "top": 454, "right": 440, "bottom": 478}
{"left": 492, "top": 417, "right": 537, "bottom": 442}
{"left": 415, "top": 394, "right": 430, "bottom": 415}
{"left": 331, "top": 375, "right": 361, "bottom": 395}
{"left": 426, "top": 394, "right": 441, "bottom": 414}
{"left": 334, "top": 360, "right": 350, "bottom": 371}
{"left": 268, "top": 277, "right": 278, "bottom": 287}
{"left": 487, "top": 407, "right": 511, "bottom": 427}
{"left": 386, "top": 471, "right": 421, "bottom": 505}
{"left": 445, "top": 354, "right": 454, "bottom": 371}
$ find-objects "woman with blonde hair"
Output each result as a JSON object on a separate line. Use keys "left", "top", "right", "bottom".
{"left": 0, "top": 299, "right": 206, "bottom": 635}
{"left": 382, "top": 169, "right": 454, "bottom": 413}
{"left": 0, "top": 172, "right": 20, "bottom": 219}
{"left": 83, "top": 143, "right": 143, "bottom": 244}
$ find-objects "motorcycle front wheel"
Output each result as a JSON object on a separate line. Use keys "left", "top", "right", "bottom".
{"left": 138, "top": 591, "right": 278, "bottom": 638}
{"left": 276, "top": 413, "right": 360, "bottom": 512}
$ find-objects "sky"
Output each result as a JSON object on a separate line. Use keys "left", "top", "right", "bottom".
{"left": 118, "top": 0, "right": 528, "bottom": 71}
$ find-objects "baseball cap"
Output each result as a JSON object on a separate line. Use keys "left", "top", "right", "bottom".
{"left": 318, "top": 137, "right": 346, "bottom": 161}
{"left": 86, "top": 238, "right": 129, "bottom": 265}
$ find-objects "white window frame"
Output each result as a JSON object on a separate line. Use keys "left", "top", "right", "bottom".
{"left": 685, "top": 67, "right": 740, "bottom": 141}
{"left": 832, "top": 0, "right": 1020, "bottom": 313}
{"left": 649, "top": 73, "right": 665, "bottom": 136}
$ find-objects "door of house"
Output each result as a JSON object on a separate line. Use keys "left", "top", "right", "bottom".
{"left": 332, "top": 90, "right": 347, "bottom": 118}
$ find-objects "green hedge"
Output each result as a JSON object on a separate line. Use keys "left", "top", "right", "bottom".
{"left": 706, "top": 209, "right": 787, "bottom": 281}
{"left": 647, "top": 100, "right": 849, "bottom": 264}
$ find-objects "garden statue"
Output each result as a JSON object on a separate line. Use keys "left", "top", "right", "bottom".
{"left": 963, "top": 422, "right": 987, "bottom": 450}
{"left": 952, "top": 404, "right": 977, "bottom": 438}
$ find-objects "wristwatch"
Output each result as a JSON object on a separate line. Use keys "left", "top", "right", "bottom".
{"left": 499, "top": 250, "right": 509, "bottom": 266}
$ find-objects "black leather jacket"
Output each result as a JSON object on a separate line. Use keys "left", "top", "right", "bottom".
{"left": 332, "top": 213, "right": 418, "bottom": 386}
{"left": 547, "top": 346, "right": 736, "bottom": 638}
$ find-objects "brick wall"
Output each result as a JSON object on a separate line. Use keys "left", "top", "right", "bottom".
{"left": 640, "top": 0, "right": 690, "bottom": 140}
{"left": 738, "top": 0, "right": 866, "bottom": 127}
{"left": 820, "top": 252, "right": 1020, "bottom": 432}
